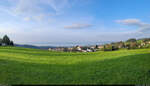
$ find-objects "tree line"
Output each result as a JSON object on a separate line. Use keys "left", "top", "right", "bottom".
{"left": 100, "top": 38, "right": 150, "bottom": 51}
{"left": 50, "top": 38, "right": 150, "bottom": 52}
{"left": 0, "top": 35, "right": 14, "bottom": 46}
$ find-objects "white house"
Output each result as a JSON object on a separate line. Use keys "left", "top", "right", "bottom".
{"left": 87, "top": 49, "right": 92, "bottom": 52}
{"left": 2, "top": 43, "right": 6, "bottom": 46}
{"left": 76, "top": 46, "right": 82, "bottom": 51}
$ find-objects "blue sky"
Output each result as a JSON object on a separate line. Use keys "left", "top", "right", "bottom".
{"left": 0, "top": 0, "right": 150, "bottom": 45}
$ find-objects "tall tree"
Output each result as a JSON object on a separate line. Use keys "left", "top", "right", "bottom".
{"left": 0, "top": 38, "right": 2, "bottom": 46}
{"left": 95, "top": 45, "right": 98, "bottom": 49}
{"left": 2, "top": 35, "right": 10, "bottom": 45}
{"left": 10, "top": 41, "right": 14, "bottom": 46}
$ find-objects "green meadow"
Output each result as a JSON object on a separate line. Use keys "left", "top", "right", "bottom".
{"left": 0, "top": 46, "right": 150, "bottom": 84}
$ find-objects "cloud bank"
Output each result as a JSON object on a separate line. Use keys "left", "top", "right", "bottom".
{"left": 1, "top": 0, "right": 70, "bottom": 21}
{"left": 116, "top": 19, "right": 150, "bottom": 35}
{"left": 64, "top": 23, "right": 93, "bottom": 29}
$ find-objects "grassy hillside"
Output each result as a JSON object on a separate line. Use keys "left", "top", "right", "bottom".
{"left": 0, "top": 46, "right": 150, "bottom": 84}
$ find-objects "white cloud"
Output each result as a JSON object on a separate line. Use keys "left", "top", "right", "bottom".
{"left": 23, "top": 17, "right": 31, "bottom": 21}
{"left": 116, "top": 18, "right": 150, "bottom": 37}
{"left": 64, "top": 23, "right": 93, "bottom": 29}
{"left": 116, "top": 19, "right": 146, "bottom": 26}
{"left": 1, "top": 0, "right": 70, "bottom": 21}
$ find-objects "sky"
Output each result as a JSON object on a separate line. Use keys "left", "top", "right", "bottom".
{"left": 0, "top": 0, "right": 150, "bottom": 45}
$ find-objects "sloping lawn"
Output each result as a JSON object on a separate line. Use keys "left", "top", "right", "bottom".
{"left": 0, "top": 46, "right": 150, "bottom": 84}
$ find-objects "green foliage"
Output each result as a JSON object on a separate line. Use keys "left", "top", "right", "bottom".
{"left": 101, "top": 38, "right": 150, "bottom": 51}
{"left": 2, "top": 35, "right": 11, "bottom": 45}
{"left": 72, "top": 47, "right": 78, "bottom": 52}
{"left": 9, "top": 41, "right": 14, "bottom": 46}
{"left": 95, "top": 45, "right": 98, "bottom": 49}
{"left": 63, "top": 47, "right": 68, "bottom": 52}
{"left": 0, "top": 47, "right": 150, "bottom": 84}
{"left": 0, "top": 35, "right": 14, "bottom": 46}
{"left": 104, "top": 44, "right": 113, "bottom": 51}
{"left": 126, "top": 38, "right": 137, "bottom": 42}
{"left": 0, "top": 38, "right": 2, "bottom": 46}
{"left": 82, "top": 46, "right": 89, "bottom": 50}
{"left": 101, "top": 44, "right": 118, "bottom": 51}
{"left": 127, "top": 42, "right": 138, "bottom": 49}
{"left": 139, "top": 38, "right": 150, "bottom": 42}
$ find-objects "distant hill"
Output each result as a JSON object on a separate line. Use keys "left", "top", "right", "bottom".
{"left": 15, "top": 44, "right": 56, "bottom": 50}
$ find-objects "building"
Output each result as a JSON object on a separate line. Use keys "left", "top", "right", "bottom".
{"left": 2, "top": 43, "right": 6, "bottom": 46}
{"left": 81, "top": 50, "right": 87, "bottom": 52}
{"left": 67, "top": 48, "right": 73, "bottom": 52}
{"left": 147, "top": 41, "right": 150, "bottom": 44}
{"left": 141, "top": 42, "right": 146, "bottom": 46}
{"left": 48, "top": 48, "right": 52, "bottom": 51}
{"left": 86, "top": 48, "right": 92, "bottom": 52}
{"left": 76, "top": 46, "right": 82, "bottom": 51}
{"left": 98, "top": 45, "right": 104, "bottom": 49}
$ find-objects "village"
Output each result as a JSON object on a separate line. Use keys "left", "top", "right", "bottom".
{"left": 48, "top": 38, "right": 150, "bottom": 52}
{"left": 48, "top": 45, "right": 100, "bottom": 52}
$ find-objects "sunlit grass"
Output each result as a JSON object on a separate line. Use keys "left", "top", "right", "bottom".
{"left": 0, "top": 46, "right": 150, "bottom": 84}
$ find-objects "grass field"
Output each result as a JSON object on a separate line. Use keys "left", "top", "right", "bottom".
{"left": 0, "top": 46, "right": 150, "bottom": 85}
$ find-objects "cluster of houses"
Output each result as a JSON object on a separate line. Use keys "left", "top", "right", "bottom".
{"left": 48, "top": 45, "right": 104, "bottom": 52}
{"left": 48, "top": 38, "right": 150, "bottom": 52}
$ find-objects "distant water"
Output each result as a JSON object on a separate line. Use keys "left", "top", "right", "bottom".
{"left": 32, "top": 41, "right": 113, "bottom": 47}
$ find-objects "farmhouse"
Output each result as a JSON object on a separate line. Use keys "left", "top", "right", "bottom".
{"left": 98, "top": 45, "right": 104, "bottom": 49}
{"left": 141, "top": 42, "right": 146, "bottom": 46}
{"left": 76, "top": 46, "right": 82, "bottom": 51}
{"left": 48, "top": 48, "right": 52, "bottom": 51}
{"left": 147, "top": 41, "right": 150, "bottom": 44}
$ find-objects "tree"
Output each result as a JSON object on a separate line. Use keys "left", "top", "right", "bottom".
{"left": 82, "top": 46, "right": 89, "bottom": 50}
{"left": 72, "top": 47, "right": 78, "bottom": 52}
{"left": 0, "top": 38, "right": 2, "bottom": 46}
{"left": 103, "top": 44, "right": 113, "bottom": 51}
{"left": 127, "top": 42, "right": 138, "bottom": 49}
{"left": 2, "top": 35, "right": 11, "bottom": 45}
{"left": 10, "top": 41, "right": 14, "bottom": 46}
{"left": 63, "top": 47, "right": 68, "bottom": 52}
{"left": 126, "top": 38, "right": 137, "bottom": 42}
{"left": 112, "top": 45, "right": 119, "bottom": 51}
{"left": 95, "top": 45, "right": 98, "bottom": 49}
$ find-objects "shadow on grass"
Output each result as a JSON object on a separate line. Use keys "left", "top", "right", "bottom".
{"left": 0, "top": 53, "right": 150, "bottom": 84}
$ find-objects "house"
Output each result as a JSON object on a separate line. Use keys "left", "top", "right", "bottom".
{"left": 141, "top": 42, "right": 146, "bottom": 46}
{"left": 2, "top": 43, "right": 6, "bottom": 46}
{"left": 81, "top": 50, "right": 87, "bottom": 52}
{"left": 67, "top": 48, "right": 73, "bottom": 52}
{"left": 90, "top": 46, "right": 95, "bottom": 49}
{"left": 55, "top": 48, "right": 64, "bottom": 51}
{"left": 76, "top": 46, "right": 82, "bottom": 51}
{"left": 48, "top": 48, "right": 52, "bottom": 51}
{"left": 98, "top": 45, "right": 104, "bottom": 49}
{"left": 147, "top": 41, "right": 150, "bottom": 44}
{"left": 86, "top": 48, "right": 92, "bottom": 52}
{"left": 48, "top": 47, "right": 65, "bottom": 52}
